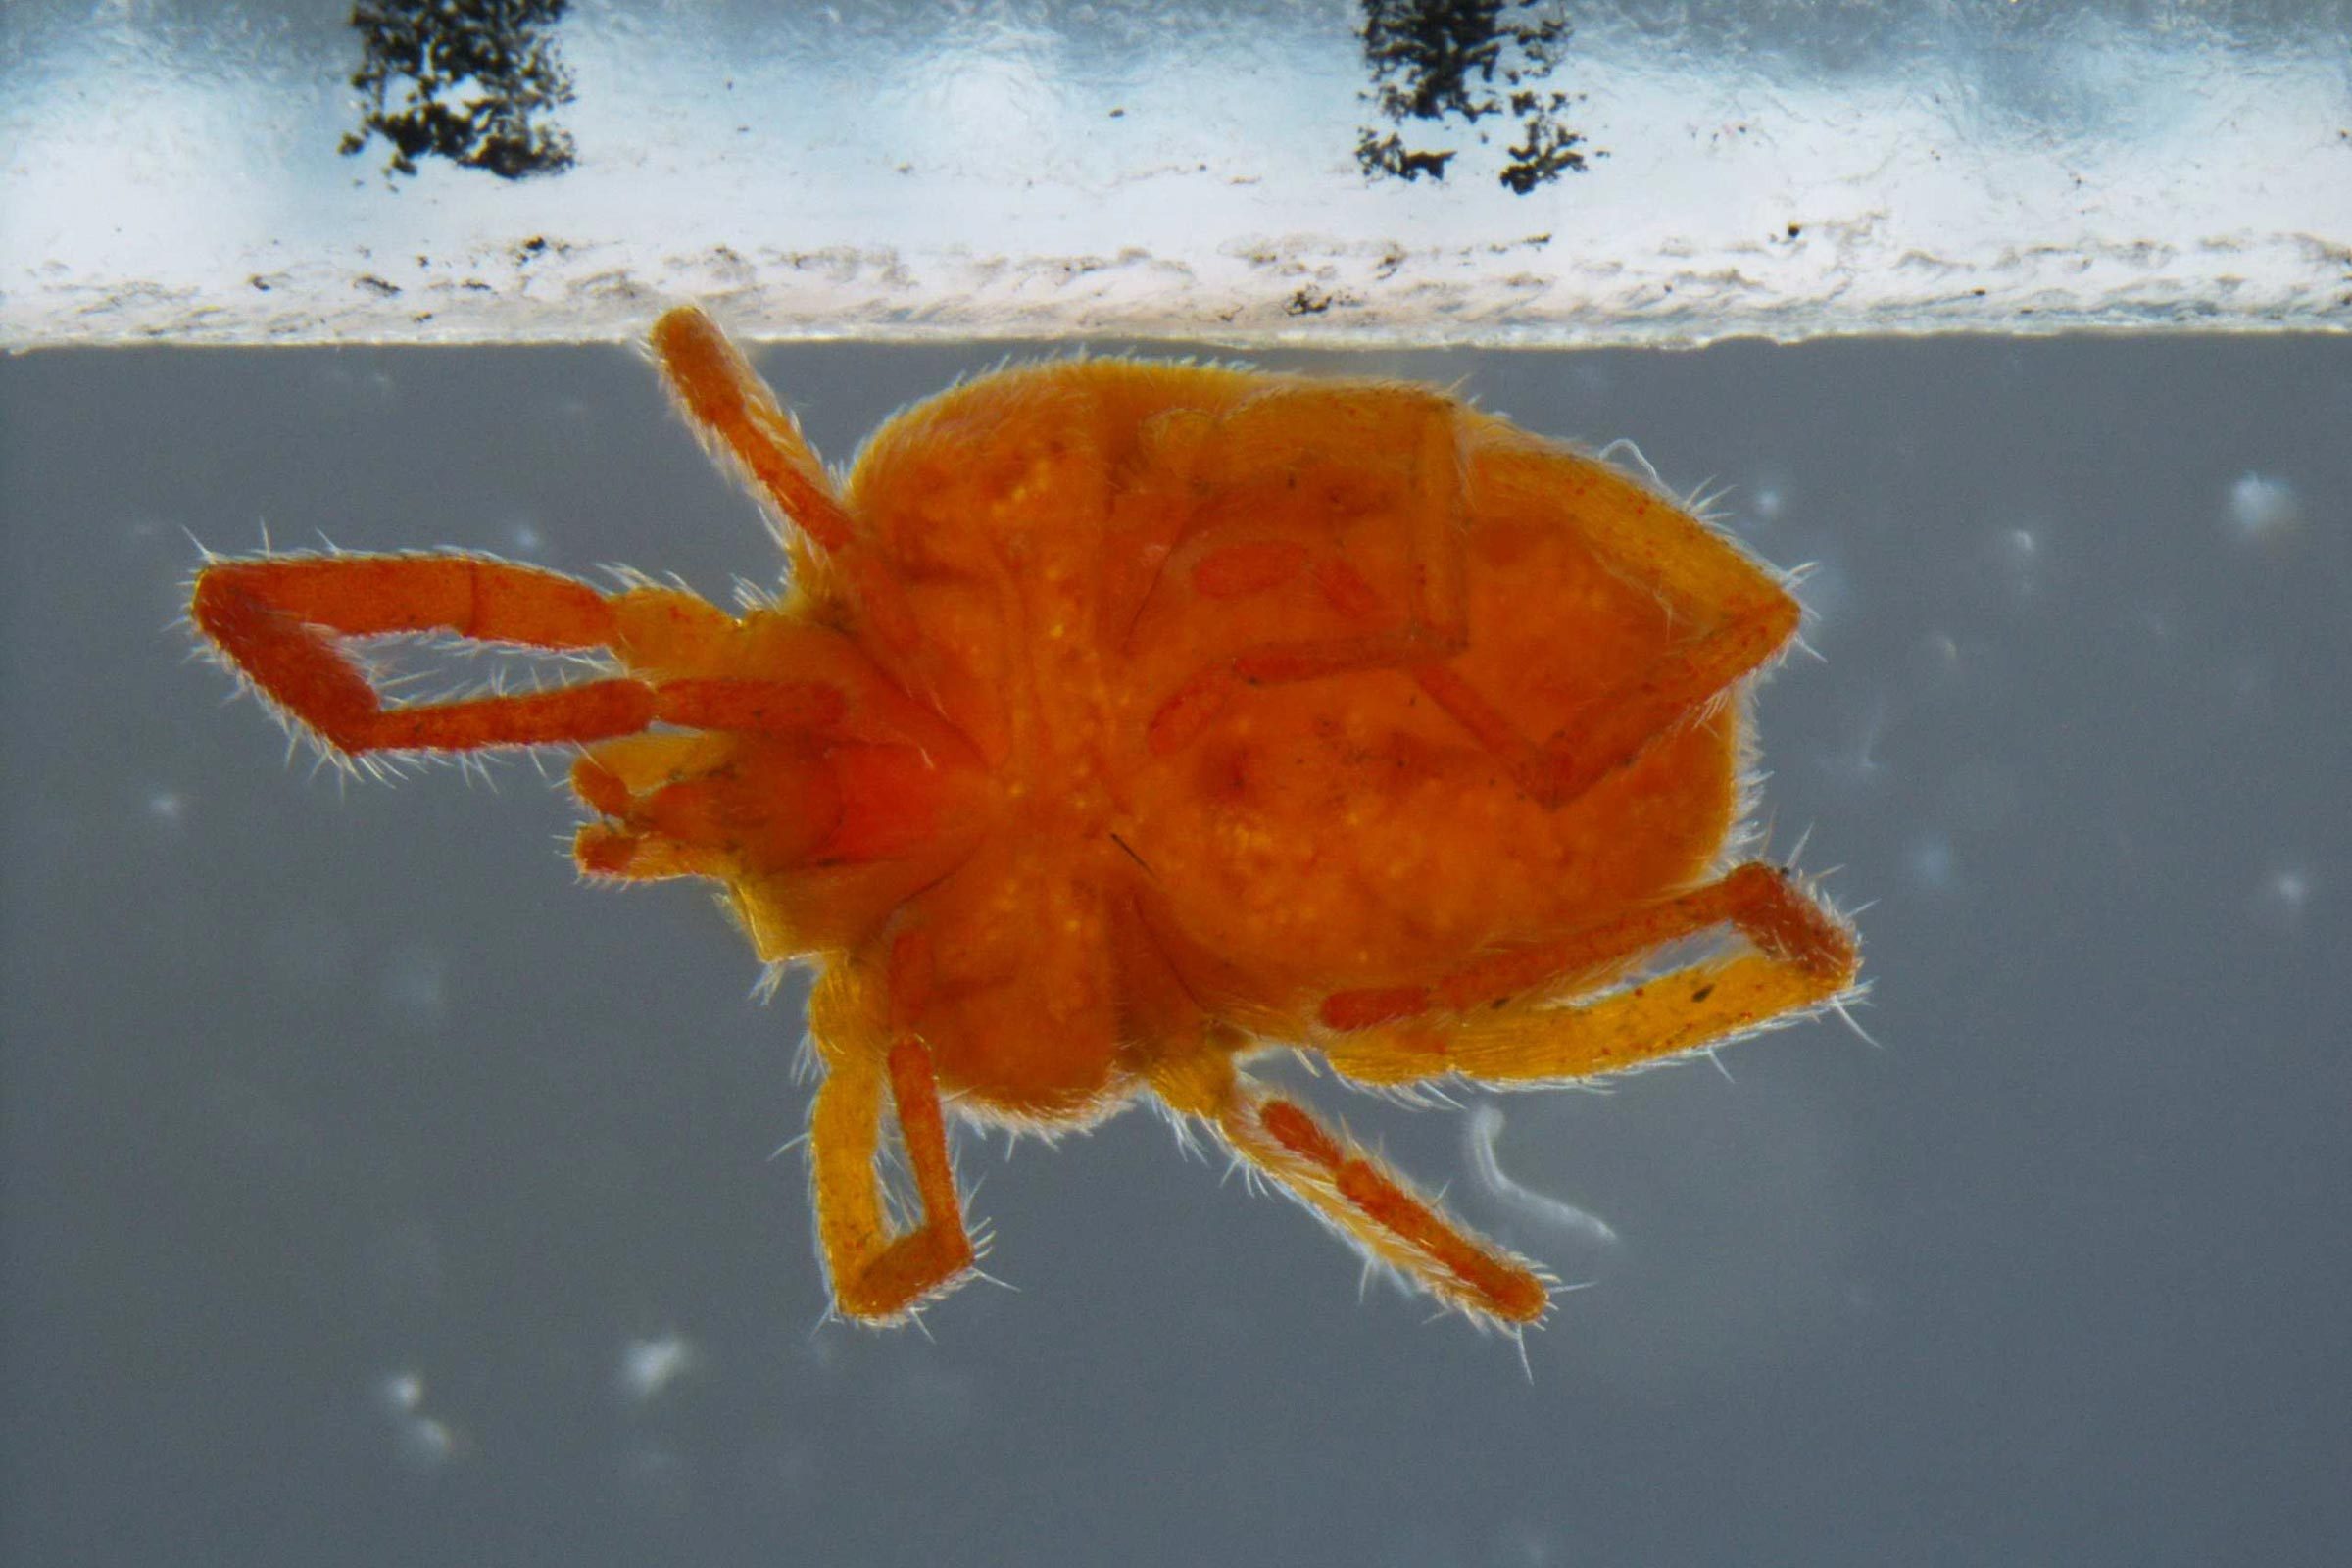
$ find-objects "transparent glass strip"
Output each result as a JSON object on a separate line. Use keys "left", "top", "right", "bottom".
{"left": 5, "top": 0, "right": 2348, "bottom": 348}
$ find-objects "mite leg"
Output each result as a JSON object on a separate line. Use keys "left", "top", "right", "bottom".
{"left": 1528, "top": 470, "right": 1802, "bottom": 805}
{"left": 191, "top": 555, "right": 673, "bottom": 754}
{"left": 650, "top": 307, "right": 929, "bottom": 660}
{"left": 649, "top": 306, "right": 855, "bottom": 554}
{"left": 1317, "top": 862, "right": 1860, "bottom": 1087}
{"left": 570, "top": 734, "right": 744, "bottom": 881}
{"left": 808, "top": 1036, "right": 977, "bottom": 1322}
{"left": 1150, "top": 1046, "right": 1550, "bottom": 1325}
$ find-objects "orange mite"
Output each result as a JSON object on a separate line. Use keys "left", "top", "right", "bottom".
{"left": 190, "top": 308, "right": 1859, "bottom": 1330}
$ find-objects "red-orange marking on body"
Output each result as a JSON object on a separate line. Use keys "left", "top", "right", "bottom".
{"left": 1312, "top": 558, "right": 1386, "bottom": 621}
{"left": 1192, "top": 540, "right": 1309, "bottom": 599}
{"left": 1319, "top": 986, "right": 1431, "bottom": 1032}
{"left": 1148, "top": 666, "right": 1240, "bottom": 755}
{"left": 1234, "top": 635, "right": 1409, "bottom": 686}
{"left": 1410, "top": 665, "right": 1558, "bottom": 802}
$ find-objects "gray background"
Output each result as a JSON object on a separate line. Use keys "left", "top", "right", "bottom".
{"left": 3, "top": 334, "right": 2346, "bottom": 1565}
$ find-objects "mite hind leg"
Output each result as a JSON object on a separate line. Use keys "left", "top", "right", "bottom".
{"left": 1149, "top": 1044, "right": 1550, "bottom": 1325}
{"left": 1317, "top": 862, "right": 1860, "bottom": 1088}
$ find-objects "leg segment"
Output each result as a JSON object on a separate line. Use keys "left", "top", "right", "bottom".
{"left": 1531, "top": 490, "right": 1801, "bottom": 805}
{"left": 808, "top": 1036, "right": 977, "bottom": 1322}
{"left": 1151, "top": 1046, "right": 1550, "bottom": 1325}
{"left": 1136, "top": 392, "right": 1802, "bottom": 809}
{"left": 649, "top": 307, "right": 929, "bottom": 662}
{"left": 572, "top": 737, "right": 740, "bottom": 881}
{"left": 192, "top": 556, "right": 661, "bottom": 753}
{"left": 649, "top": 307, "right": 855, "bottom": 553}
{"left": 1318, "top": 862, "right": 1860, "bottom": 1086}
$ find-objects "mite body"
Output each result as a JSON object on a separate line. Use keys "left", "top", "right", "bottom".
{"left": 192, "top": 310, "right": 1858, "bottom": 1329}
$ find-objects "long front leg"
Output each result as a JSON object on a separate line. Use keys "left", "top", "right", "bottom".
{"left": 808, "top": 1035, "right": 977, "bottom": 1323}
{"left": 191, "top": 556, "right": 678, "bottom": 753}
{"left": 1150, "top": 1045, "right": 1550, "bottom": 1326}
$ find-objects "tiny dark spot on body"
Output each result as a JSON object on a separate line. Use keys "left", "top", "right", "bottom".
{"left": 1109, "top": 107, "right": 1126, "bottom": 118}
{"left": 1691, "top": 984, "right": 1714, "bottom": 1002}
{"left": 356, "top": 274, "right": 401, "bottom": 297}
{"left": 1108, "top": 832, "right": 1154, "bottom": 877}
{"left": 1786, "top": 222, "right": 1802, "bottom": 238}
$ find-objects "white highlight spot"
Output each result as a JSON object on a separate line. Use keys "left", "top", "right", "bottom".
{"left": 2227, "top": 472, "right": 2304, "bottom": 542}
{"left": 1994, "top": 526, "right": 2044, "bottom": 600}
{"left": 146, "top": 789, "right": 186, "bottom": 824}
{"left": 380, "top": 1370, "right": 424, "bottom": 1414}
{"left": 619, "top": 1333, "right": 699, "bottom": 1403}
{"left": 378, "top": 1368, "right": 463, "bottom": 1469}
{"left": 2255, "top": 863, "right": 2315, "bottom": 933}
{"left": 1907, "top": 835, "right": 1957, "bottom": 892}
{"left": 381, "top": 947, "right": 448, "bottom": 1027}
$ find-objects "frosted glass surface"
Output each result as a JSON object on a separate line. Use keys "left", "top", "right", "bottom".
{"left": 6, "top": 0, "right": 2349, "bottom": 348}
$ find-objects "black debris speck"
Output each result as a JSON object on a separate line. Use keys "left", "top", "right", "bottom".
{"left": 340, "top": 0, "right": 578, "bottom": 181}
{"left": 1355, "top": 0, "right": 1593, "bottom": 194}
